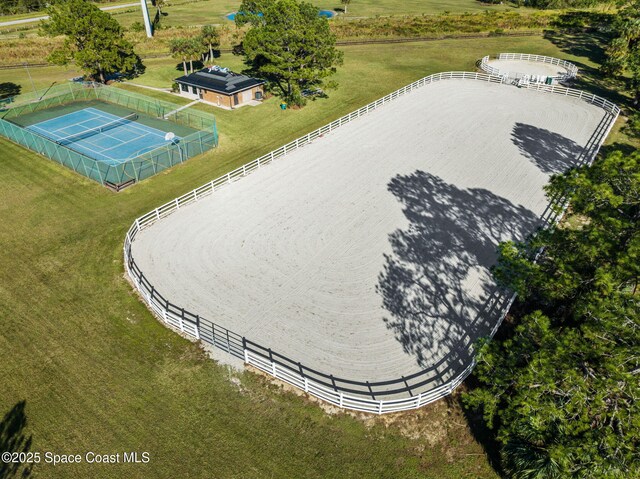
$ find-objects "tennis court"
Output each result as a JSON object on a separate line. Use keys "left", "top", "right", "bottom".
{"left": 27, "top": 107, "right": 178, "bottom": 165}
{"left": 0, "top": 82, "right": 218, "bottom": 188}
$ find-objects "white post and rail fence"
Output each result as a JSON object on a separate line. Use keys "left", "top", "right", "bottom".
{"left": 124, "top": 71, "right": 620, "bottom": 414}
{"left": 480, "top": 53, "right": 579, "bottom": 83}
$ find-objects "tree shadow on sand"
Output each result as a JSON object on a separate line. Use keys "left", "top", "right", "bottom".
{"left": 377, "top": 172, "right": 540, "bottom": 380}
{"left": 511, "top": 123, "right": 585, "bottom": 175}
{"left": 0, "top": 400, "right": 33, "bottom": 479}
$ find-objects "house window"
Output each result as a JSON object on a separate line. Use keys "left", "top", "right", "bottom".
{"left": 191, "top": 86, "right": 197, "bottom": 94}
{"left": 180, "top": 83, "right": 188, "bottom": 92}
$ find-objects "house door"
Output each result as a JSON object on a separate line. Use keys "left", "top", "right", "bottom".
{"left": 233, "top": 93, "right": 239, "bottom": 106}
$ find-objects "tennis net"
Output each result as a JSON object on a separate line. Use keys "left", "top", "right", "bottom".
{"left": 56, "top": 113, "right": 138, "bottom": 145}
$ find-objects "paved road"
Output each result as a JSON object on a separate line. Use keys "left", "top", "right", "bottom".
{"left": 0, "top": 2, "right": 143, "bottom": 27}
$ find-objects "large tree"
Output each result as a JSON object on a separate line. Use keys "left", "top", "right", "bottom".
{"left": 238, "top": 0, "right": 343, "bottom": 106}
{"left": 465, "top": 150, "right": 640, "bottom": 478}
{"left": 41, "top": 0, "right": 142, "bottom": 83}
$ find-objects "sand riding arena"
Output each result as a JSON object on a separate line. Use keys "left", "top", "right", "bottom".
{"left": 125, "top": 71, "right": 619, "bottom": 414}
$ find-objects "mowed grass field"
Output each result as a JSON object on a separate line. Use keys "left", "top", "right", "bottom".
{"left": 109, "top": 0, "right": 525, "bottom": 29}
{"left": 0, "top": 0, "right": 525, "bottom": 31}
{"left": 0, "top": 36, "right": 621, "bottom": 478}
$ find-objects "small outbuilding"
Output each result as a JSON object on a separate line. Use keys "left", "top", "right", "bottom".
{"left": 175, "top": 66, "right": 265, "bottom": 109}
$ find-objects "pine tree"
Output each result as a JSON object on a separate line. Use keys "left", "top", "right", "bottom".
{"left": 238, "top": 0, "right": 343, "bottom": 106}
{"left": 465, "top": 150, "right": 640, "bottom": 478}
{"left": 41, "top": 0, "right": 142, "bottom": 83}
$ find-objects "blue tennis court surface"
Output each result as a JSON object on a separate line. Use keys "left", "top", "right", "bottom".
{"left": 27, "top": 107, "right": 178, "bottom": 165}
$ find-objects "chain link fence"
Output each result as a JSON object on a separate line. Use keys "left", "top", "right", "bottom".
{"left": 0, "top": 82, "right": 218, "bottom": 188}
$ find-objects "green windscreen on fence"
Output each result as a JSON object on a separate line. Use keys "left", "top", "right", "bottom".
{"left": 0, "top": 82, "right": 218, "bottom": 188}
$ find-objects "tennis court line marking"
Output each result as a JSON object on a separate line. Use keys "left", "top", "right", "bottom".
{"left": 28, "top": 106, "right": 185, "bottom": 164}
{"left": 65, "top": 110, "right": 176, "bottom": 162}
{"left": 87, "top": 108, "right": 167, "bottom": 139}
{"left": 30, "top": 109, "right": 104, "bottom": 138}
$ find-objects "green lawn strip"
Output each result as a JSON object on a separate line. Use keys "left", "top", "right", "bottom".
{"left": 112, "top": 82, "right": 192, "bottom": 105}
{"left": 0, "top": 65, "right": 82, "bottom": 101}
{"left": 0, "top": 35, "right": 624, "bottom": 478}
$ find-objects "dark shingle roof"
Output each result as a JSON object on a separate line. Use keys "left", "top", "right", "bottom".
{"left": 175, "top": 68, "right": 264, "bottom": 95}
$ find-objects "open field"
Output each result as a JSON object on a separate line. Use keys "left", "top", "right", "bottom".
{"left": 0, "top": 35, "right": 628, "bottom": 478}
{"left": 0, "top": 0, "right": 530, "bottom": 29}
{"left": 0, "top": 65, "right": 82, "bottom": 97}
{"left": 0, "top": 30, "right": 605, "bottom": 89}
{"left": 2, "top": 34, "right": 600, "bottom": 116}
{"left": 131, "top": 79, "right": 606, "bottom": 391}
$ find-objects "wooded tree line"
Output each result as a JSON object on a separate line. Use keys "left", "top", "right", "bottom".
{"left": 461, "top": 7, "right": 640, "bottom": 477}
{"left": 604, "top": 1, "right": 640, "bottom": 103}
{"left": 482, "top": 0, "right": 613, "bottom": 8}
{"left": 463, "top": 137, "right": 639, "bottom": 479}
{"left": 465, "top": 148, "right": 639, "bottom": 478}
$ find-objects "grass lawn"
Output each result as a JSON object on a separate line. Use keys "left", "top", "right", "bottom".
{"left": 0, "top": 35, "right": 627, "bottom": 478}
{"left": 0, "top": 65, "right": 82, "bottom": 100}
{"left": 1, "top": 33, "right": 578, "bottom": 103}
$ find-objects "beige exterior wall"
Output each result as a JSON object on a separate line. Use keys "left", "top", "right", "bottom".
{"left": 200, "top": 84, "right": 264, "bottom": 109}
{"left": 202, "top": 90, "right": 233, "bottom": 108}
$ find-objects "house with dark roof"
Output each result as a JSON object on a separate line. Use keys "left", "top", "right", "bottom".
{"left": 175, "top": 66, "right": 265, "bottom": 109}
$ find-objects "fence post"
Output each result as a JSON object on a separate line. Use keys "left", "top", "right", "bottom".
{"left": 269, "top": 349, "right": 277, "bottom": 376}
